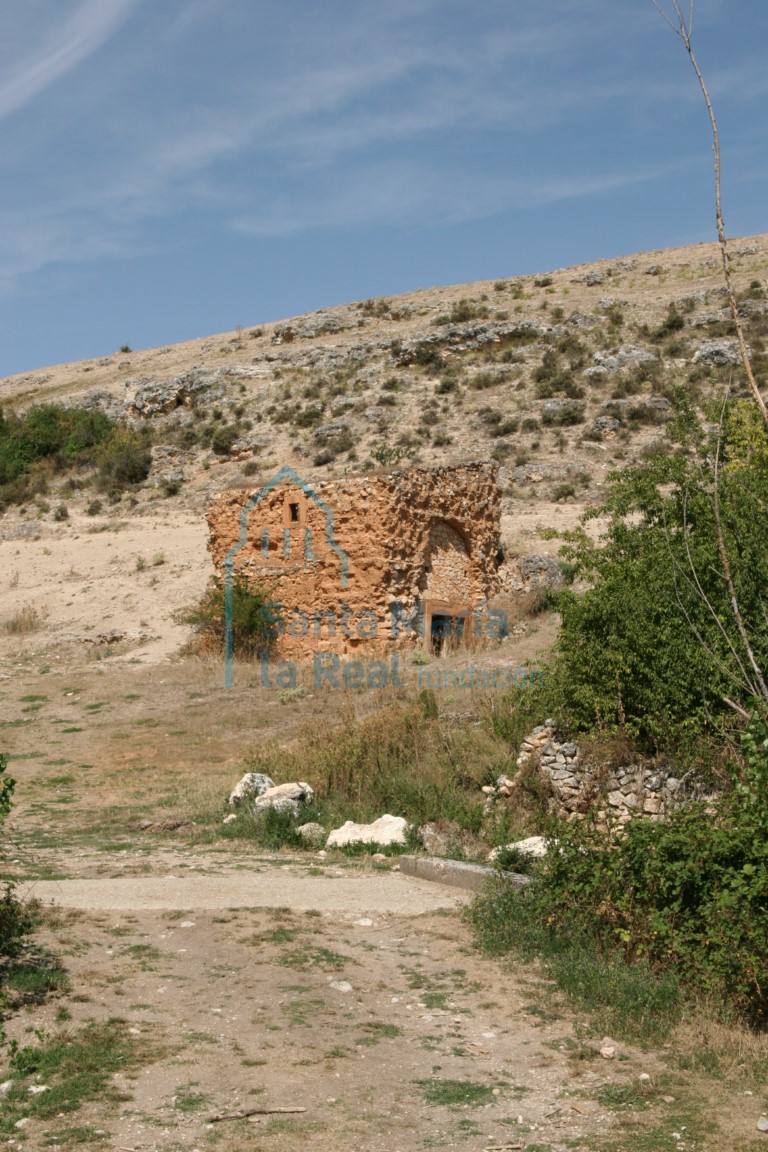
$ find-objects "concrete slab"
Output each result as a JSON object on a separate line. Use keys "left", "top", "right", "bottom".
{"left": 399, "top": 855, "right": 531, "bottom": 893}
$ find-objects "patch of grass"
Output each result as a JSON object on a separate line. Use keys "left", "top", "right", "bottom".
{"left": 421, "top": 991, "right": 449, "bottom": 1010}
{"left": 277, "top": 943, "right": 347, "bottom": 971}
{"left": 358, "top": 1022, "right": 401, "bottom": 1045}
{"left": 240, "top": 697, "right": 532, "bottom": 834}
{"left": 468, "top": 878, "right": 682, "bottom": 1045}
{"left": 41, "top": 1123, "right": 110, "bottom": 1147}
{"left": 173, "top": 1084, "right": 209, "bottom": 1113}
{"left": 0, "top": 1019, "right": 161, "bottom": 1137}
{"left": 285, "top": 998, "right": 326, "bottom": 1027}
{"left": 1, "top": 953, "right": 69, "bottom": 1005}
{"left": 416, "top": 1078, "right": 498, "bottom": 1107}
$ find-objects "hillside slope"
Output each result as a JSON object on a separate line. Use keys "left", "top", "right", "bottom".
{"left": 1, "top": 234, "right": 766, "bottom": 665}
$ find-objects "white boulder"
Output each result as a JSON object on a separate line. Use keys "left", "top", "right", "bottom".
{"left": 297, "top": 821, "right": 326, "bottom": 847}
{"left": 228, "top": 773, "right": 275, "bottom": 808}
{"left": 253, "top": 781, "right": 315, "bottom": 816}
{"left": 488, "top": 835, "right": 550, "bottom": 862}
{"left": 326, "top": 814, "right": 408, "bottom": 849}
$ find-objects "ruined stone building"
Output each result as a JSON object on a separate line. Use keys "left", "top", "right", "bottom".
{"left": 206, "top": 461, "right": 502, "bottom": 659}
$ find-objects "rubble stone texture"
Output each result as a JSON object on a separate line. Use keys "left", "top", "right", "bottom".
{"left": 207, "top": 461, "right": 502, "bottom": 658}
{"left": 511, "top": 722, "right": 686, "bottom": 825}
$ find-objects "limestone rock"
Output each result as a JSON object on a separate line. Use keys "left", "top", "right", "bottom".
{"left": 126, "top": 368, "right": 226, "bottom": 418}
{"left": 519, "top": 554, "right": 563, "bottom": 589}
{"left": 488, "top": 835, "right": 549, "bottom": 862}
{"left": 326, "top": 814, "right": 408, "bottom": 848}
{"left": 419, "top": 821, "right": 456, "bottom": 856}
{"left": 593, "top": 345, "right": 656, "bottom": 371}
{"left": 297, "top": 821, "right": 326, "bottom": 847}
{"left": 228, "top": 773, "right": 276, "bottom": 808}
{"left": 253, "top": 782, "right": 315, "bottom": 815}
{"left": 693, "top": 339, "right": 747, "bottom": 366}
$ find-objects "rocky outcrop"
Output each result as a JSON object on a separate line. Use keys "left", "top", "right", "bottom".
{"left": 593, "top": 346, "right": 657, "bottom": 371}
{"left": 125, "top": 369, "right": 227, "bottom": 418}
{"left": 391, "top": 320, "right": 553, "bottom": 366}
{"left": 692, "top": 339, "right": 749, "bottom": 366}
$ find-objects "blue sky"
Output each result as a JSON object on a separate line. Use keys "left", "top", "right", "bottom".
{"left": 0, "top": 0, "right": 766, "bottom": 377}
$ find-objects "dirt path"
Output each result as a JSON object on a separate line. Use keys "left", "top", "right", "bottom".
{"left": 17, "top": 880, "right": 653, "bottom": 1152}
{"left": 22, "top": 867, "right": 468, "bottom": 914}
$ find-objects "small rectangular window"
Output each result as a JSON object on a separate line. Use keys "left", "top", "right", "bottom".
{"left": 289, "top": 502, "right": 300, "bottom": 523}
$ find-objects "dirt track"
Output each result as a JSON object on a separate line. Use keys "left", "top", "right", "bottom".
{"left": 22, "top": 866, "right": 469, "bottom": 914}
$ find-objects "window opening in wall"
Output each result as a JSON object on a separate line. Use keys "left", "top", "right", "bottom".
{"left": 289, "top": 502, "right": 300, "bottom": 523}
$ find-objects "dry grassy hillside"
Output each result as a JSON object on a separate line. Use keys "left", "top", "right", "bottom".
{"left": 1, "top": 233, "right": 767, "bottom": 664}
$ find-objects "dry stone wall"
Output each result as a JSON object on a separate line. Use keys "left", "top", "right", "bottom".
{"left": 515, "top": 721, "right": 688, "bottom": 825}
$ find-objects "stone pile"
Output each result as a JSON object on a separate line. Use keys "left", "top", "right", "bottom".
{"left": 485, "top": 721, "right": 689, "bottom": 825}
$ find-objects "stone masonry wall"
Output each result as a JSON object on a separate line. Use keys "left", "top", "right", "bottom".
{"left": 514, "top": 721, "right": 687, "bottom": 824}
{"left": 206, "top": 462, "right": 501, "bottom": 658}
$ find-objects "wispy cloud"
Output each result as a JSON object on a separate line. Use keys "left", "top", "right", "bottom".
{"left": 0, "top": 0, "right": 139, "bottom": 122}
{"left": 0, "top": 0, "right": 762, "bottom": 296}
{"left": 230, "top": 155, "right": 699, "bottom": 240}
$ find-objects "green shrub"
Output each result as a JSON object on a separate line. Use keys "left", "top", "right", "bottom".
{"left": 210, "top": 425, "right": 238, "bottom": 455}
{"left": 96, "top": 428, "right": 152, "bottom": 492}
{"left": 182, "top": 574, "right": 279, "bottom": 658}
{"left": 0, "top": 755, "right": 35, "bottom": 967}
{"left": 0, "top": 404, "right": 114, "bottom": 499}
{"left": 541, "top": 401, "right": 585, "bottom": 426}
{"left": 550, "top": 395, "right": 768, "bottom": 747}
{"left": 432, "top": 298, "right": 489, "bottom": 326}
{"left": 471, "top": 766, "right": 768, "bottom": 1030}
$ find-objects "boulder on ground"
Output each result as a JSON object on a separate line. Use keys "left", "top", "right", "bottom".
{"left": 297, "top": 821, "right": 326, "bottom": 847}
{"left": 488, "top": 835, "right": 549, "bottom": 862}
{"left": 253, "top": 782, "right": 315, "bottom": 816}
{"left": 326, "top": 815, "right": 408, "bottom": 849}
{"left": 228, "top": 773, "right": 276, "bottom": 808}
{"left": 519, "top": 554, "right": 563, "bottom": 589}
{"left": 418, "top": 821, "right": 459, "bottom": 856}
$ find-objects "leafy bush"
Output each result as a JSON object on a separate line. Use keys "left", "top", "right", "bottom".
{"left": 471, "top": 752, "right": 768, "bottom": 1030}
{"left": 432, "top": 298, "right": 489, "bottom": 326}
{"left": 550, "top": 395, "right": 768, "bottom": 747}
{"left": 210, "top": 425, "right": 238, "bottom": 455}
{"left": 0, "top": 404, "right": 115, "bottom": 508}
{"left": 0, "top": 755, "right": 35, "bottom": 966}
{"left": 542, "top": 402, "right": 585, "bottom": 426}
{"left": 96, "top": 428, "right": 152, "bottom": 491}
{"left": 182, "top": 574, "right": 280, "bottom": 658}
